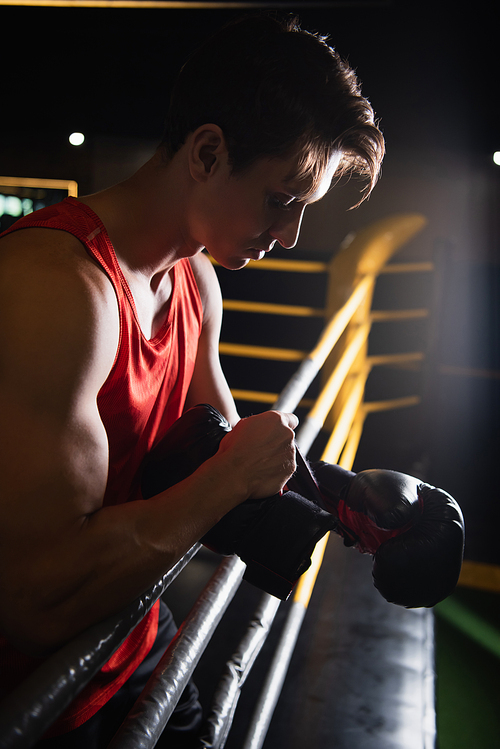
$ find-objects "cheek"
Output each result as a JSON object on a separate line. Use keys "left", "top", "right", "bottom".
{"left": 191, "top": 189, "right": 232, "bottom": 243}
{"left": 217, "top": 201, "right": 263, "bottom": 241}
{"left": 196, "top": 178, "right": 268, "bottom": 246}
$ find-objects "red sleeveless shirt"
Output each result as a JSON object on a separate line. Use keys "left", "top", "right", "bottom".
{"left": 0, "top": 198, "right": 203, "bottom": 733}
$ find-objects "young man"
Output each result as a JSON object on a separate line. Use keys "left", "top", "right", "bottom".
{"left": 0, "top": 14, "right": 384, "bottom": 747}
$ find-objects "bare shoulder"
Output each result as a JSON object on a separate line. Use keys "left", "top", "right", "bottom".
{"left": 0, "top": 227, "right": 119, "bottom": 402}
{"left": 0, "top": 227, "right": 115, "bottom": 298}
{"left": 188, "top": 251, "right": 222, "bottom": 325}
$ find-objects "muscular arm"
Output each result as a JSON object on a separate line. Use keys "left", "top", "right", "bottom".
{"left": 0, "top": 232, "right": 296, "bottom": 655}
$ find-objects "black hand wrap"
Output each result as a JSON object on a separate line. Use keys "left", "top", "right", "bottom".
{"left": 311, "top": 461, "right": 465, "bottom": 608}
{"left": 140, "top": 404, "right": 335, "bottom": 600}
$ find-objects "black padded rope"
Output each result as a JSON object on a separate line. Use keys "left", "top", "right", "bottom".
{"left": 107, "top": 555, "right": 246, "bottom": 749}
{"left": 199, "top": 592, "right": 281, "bottom": 749}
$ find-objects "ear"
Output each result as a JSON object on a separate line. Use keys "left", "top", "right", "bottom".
{"left": 188, "top": 124, "right": 228, "bottom": 183}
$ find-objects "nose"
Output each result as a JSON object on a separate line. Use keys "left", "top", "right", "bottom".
{"left": 270, "top": 205, "right": 306, "bottom": 250}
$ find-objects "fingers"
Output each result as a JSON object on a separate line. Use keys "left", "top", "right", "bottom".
{"left": 216, "top": 410, "right": 298, "bottom": 500}
{"left": 282, "top": 411, "right": 299, "bottom": 430}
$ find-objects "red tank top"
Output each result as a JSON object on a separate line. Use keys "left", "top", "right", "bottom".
{"left": 0, "top": 198, "right": 203, "bottom": 734}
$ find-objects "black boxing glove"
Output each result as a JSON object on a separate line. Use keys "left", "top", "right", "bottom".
{"left": 140, "top": 405, "right": 335, "bottom": 600}
{"left": 309, "top": 461, "right": 465, "bottom": 608}
{"left": 140, "top": 403, "right": 232, "bottom": 499}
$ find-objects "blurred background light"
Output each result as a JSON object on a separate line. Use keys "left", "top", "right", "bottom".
{"left": 0, "top": 195, "right": 23, "bottom": 217}
{"left": 69, "top": 132, "right": 85, "bottom": 146}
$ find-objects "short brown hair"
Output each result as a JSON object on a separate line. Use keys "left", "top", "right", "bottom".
{"left": 162, "top": 14, "right": 385, "bottom": 203}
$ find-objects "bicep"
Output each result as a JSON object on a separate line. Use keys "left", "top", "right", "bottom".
{"left": 0, "top": 237, "right": 119, "bottom": 560}
{"left": 0, "top": 392, "right": 113, "bottom": 651}
{"left": 186, "top": 254, "right": 239, "bottom": 425}
{"left": 0, "top": 393, "right": 110, "bottom": 540}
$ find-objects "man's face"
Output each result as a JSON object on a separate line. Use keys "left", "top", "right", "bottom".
{"left": 189, "top": 149, "right": 340, "bottom": 270}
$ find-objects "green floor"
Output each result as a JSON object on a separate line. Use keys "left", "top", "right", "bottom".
{"left": 435, "top": 587, "right": 500, "bottom": 748}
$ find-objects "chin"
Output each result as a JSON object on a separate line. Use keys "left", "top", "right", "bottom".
{"left": 225, "top": 258, "right": 251, "bottom": 271}
{"left": 208, "top": 251, "right": 250, "bottom": 271}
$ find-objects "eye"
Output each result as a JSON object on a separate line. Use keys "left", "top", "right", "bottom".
{"left": 269, "top": 194, "right": 295, "bottom": 211}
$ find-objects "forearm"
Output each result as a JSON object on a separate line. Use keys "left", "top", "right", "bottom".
{"left": 1, "top": 407, "right": 296, "bottom": 654}
{"left": 3, "top": 452, "right": 246, "bottom": 655}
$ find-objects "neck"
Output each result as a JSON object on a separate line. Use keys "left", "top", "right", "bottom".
{"left": 79, "top": 149, "right": 200, "bottom": 280}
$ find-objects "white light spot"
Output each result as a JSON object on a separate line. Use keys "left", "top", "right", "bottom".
{"left": 4, "top": 195, "right": 23, "bottom": 217}
{"left": 493, "top": 151, "right": 500, "bottom": 166}
{"left": 69, "top": 132, "right": 85, "bottom": 146}
{"left": 22, "top": 198, "right": 33, "bottom": 215}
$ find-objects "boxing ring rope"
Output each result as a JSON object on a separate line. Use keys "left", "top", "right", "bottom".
{"left": 107, "top": 555, "right": 248, "bottom": 749}
{"left": 198, "top": 351, "right": 375, "bottom": 749}
{"left": 235, "top": 333, "right": 373, "bottom": 749}
{"left": 0, "top": 213, "right": 431, "bottom": 749}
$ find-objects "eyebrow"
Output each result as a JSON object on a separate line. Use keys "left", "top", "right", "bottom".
{"left": 283, "top": 151, "right": 341, "bottom": 203}
{"left": 283, "top": 167, "right": 331, "bottom": 202}
{"left": 282, "top": 179, "right": 318, "bottom": 203}
{"left": 285, "top": 186, "right": 326, "bottom": 206}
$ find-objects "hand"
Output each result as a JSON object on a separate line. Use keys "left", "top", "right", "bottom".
{"left": 141, "top": 405, "right": 328, "bottom": 601}
{"left": 216, "top": 410, "right": 298, "bottom": 500}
